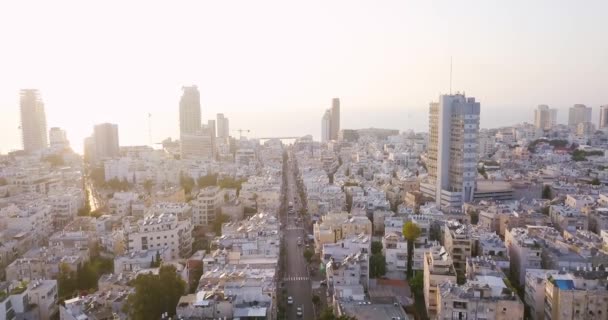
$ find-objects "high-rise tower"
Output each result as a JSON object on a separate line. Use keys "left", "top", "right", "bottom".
{"left": 599, "top": 105, "right": 608, "bottom": 129}
{"left": 179, "top": 86, "right": 202, "bottom": 135}
{"left": 330, "top": 98, "right": 340, "bottom": 140}
{"left": 20, "top": 89, "right": 48, "bottom": 152}
{"left": 421, "top": 93, "right": 480, "bottom": 209}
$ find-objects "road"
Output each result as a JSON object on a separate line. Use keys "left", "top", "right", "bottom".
{"left": 283, "top": 151, "right": 314, "bottom": 320}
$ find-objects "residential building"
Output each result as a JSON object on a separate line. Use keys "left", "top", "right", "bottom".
{"left": 322, "top": 109, "right": 331, "bottom": 143}
{"left": 216, "top": 113, "right": 229, "bottom": 140}
{"left": 505, "top": 228, "right": 543, "bottom": 285}
{"left": 534, "top": 105, "right": 558, "bottom": 130}
{"left": 421, "top": 93, "right": 480, "bottom": 209}
{"left": 180, "top": 130, "right": 215, "bottom": 160}
{"left": 525, "top": 269, "right": 559, "bottom": 320}
{"left": 544, "top": 270, "right": 608, "bottom": 320}
{"left": 124, "top": 212, "right": 193, "bottom": 259}
{"left": 179, "top": 85, "right": 202, "bottom": 135}
{"left": 600, "top": 105, "right": 608, "bottom": 129}
{"left": 20, "top": 89, "right": 48, "bottom": 152}
{"left": 443, "top": 221, "right": 473, "bottom": 275}
{"left": 437, "top": 276, "right": 524, "bottom": 320}
{"left": 191, "top": 186, "right": 224, "bottom": 226}
{"left": 93, "top": 123, "right": 119, "bottom": 160}
{"left": 568, "top": 104, "right": 592, "bottom": 127}
{"left": 424, "top": 246, "right": 457, "bottom": 318}
{"left": 331, "top": 98, "right": 340, "bottom": 140}
{"left": 48, "top": 127, "right": 69, "bottom": 149}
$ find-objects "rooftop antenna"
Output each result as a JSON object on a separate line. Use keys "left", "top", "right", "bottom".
{"left": 449, "top": 56, "right": 453, "bottom": 95}
{"left": 147, "top": 113, "right": 152, "bottom": 146}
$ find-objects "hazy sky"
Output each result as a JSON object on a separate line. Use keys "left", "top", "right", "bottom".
{"left": 1, "top": 0, "right": 607, "bottom": 153}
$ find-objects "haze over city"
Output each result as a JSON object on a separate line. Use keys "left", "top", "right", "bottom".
{"left": 1, "top": 0, "right": 607, "bottom": 153}
{"left": 3, "top": 2, "right": 608, "bottom": 320}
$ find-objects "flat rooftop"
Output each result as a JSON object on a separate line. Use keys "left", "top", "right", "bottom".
{"left": 341, "top": 303, "right": 409, "bottom": 320}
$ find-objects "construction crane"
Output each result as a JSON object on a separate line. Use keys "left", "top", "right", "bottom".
{"left": 233, "top": 129, "right": 250, "bottom": 139}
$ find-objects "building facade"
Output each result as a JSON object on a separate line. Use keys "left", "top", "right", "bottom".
{"left": 534, "top": 105, "right": 558, "bottom": 130}
{"left": 20, "top": 89, "right": 48, "bottom": 152}
{"left": 421, "top": 93, "right": 481, "bottom": 209}
{"left": 568, "top": 104, "right": 592, "bottom": 127}
{"left": 179, "top": 85, "right": 202, "bottom": 135}
{"left": 93, "top": 123, "right": 119, "bottom": 160}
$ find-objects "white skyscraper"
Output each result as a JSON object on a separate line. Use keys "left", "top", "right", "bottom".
{"left": 321, "top": 109, "right": 331, "bottom": 142}
{"left": 568, "top": 104, "right": 592, "bottom": 127}
{"left": 216, "top": 113, "right": 230, "bottom": 140}
{"left": 420, "top": 93, "right": 481, "bottom": 209}
{"left": 20, "top": 89, "right": 48, "bottom": 152}
{"left": 534, "top": 105, "right": 557, "bottom": 130}
{"left": 599, "top": 105, "right": 608, "bottom": 129}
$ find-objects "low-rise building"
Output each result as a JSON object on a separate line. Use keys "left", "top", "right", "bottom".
{"left": 423, "top": 246, "right": 457, "bottom": 317}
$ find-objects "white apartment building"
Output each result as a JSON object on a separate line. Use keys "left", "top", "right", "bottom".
{"left": 125, "top": 212, "right": 193, "bottom": 259}
{"left": 322, "top": 234, "right": 370, "bottom": 264}
{"left": 0, "top": 202, "right": 53, "bottom": 245}
{"left": 191, "top": 186, "right": 224, "bottom": 226}
{"left": 421, "top": 93, "right": 480, "bottom": 209}
{"left": 505, "top": 228, "right": 543, "bottom": 285}
{"left": 108, "top": 191, "right": 139, "bottom": 216}
{"left": 113, "top": 247, "right": 171, "bottom": 273}
{"left": 437, "top": 276, "right": 525, "bottom": 320}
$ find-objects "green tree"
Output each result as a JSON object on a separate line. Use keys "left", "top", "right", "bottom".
{"left": 371, "top": 241, "right": 383, "bottom": 255}
{"left": 403, "top": 221, "right": 421, "bottom": 280}
{"left": 409, "top": 272, "right": 423, "bottom": 296}
{"left": 197, "top": 174, "right": 218, "bottom": 188}
{"left": 369, "top": 253, "right": 386, "bottom": 278}
{"left": 126, "top": 265, "right": 185, "bottom": 320}
{"left": 468, "top": 210, "right": 479, "bottom": 225}
{"left": 179, "top": 173, "right": 195, "bottom": 194}
{"left": 212, "top": 214, "right": 231, "bottom": 236}
{"left": 143, "top": 179, "right": 154, "bottom": 195}
{"left": 319, "top": 307, "right": 357, "bottom": 320}
{"left": 303, "top": 248, "right": 314, "bottom": 264}
{"left": 591, "top": 178, "right": 601, "bottom": 185}
{"left": 542, "top": 185, "right": 553, "bottom": 199}
{"left": 43, "top": 154, "right": 65, "bottom": 167}
{"left": 312, "top": 294, "right": 321, "bottom": 307}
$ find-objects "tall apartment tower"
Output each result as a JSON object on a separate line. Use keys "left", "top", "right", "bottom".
{"left": 179, "top": 86, "right": 202, "bottom": 135}
{"left": 93, "top": 123, "right": 120, "bottom": 160}
{"left": 534, "top": 105, "right": 557, "bottom": 130}
{"left": 216, "top": 113, "right": 229, "bottom": 139}
{"left": 568, "top": 104, "right": 592, "bottom": 127}
{"left": 321, "top": 109, "right": 331, "bottom": 142}
{"left": 421, "top": 93, "right": 480, "bottom": 209}
{"left": 599, "top": 105, "right": 608, "bottom": 129}
{"left": 330, "top": 98, "right": 340, "bottom": 140}
{"left": 20, "top": 89, "right": 48, "bottom": 152}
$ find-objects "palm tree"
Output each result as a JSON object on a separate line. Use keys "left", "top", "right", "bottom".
{"left": 403, "top": 221, "right": 421, "bottom": 280}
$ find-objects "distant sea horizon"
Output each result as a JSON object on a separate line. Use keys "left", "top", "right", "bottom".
{"left": 0, "top": 105, "right": 597, "bottom": 154}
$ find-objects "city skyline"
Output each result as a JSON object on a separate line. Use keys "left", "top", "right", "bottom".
{"left": 1, "top": 1, "right": 607, "bottom": 153}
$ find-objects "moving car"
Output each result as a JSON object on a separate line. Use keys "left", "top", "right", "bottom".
{"left": 296, "top": 307, "right": 303, "bottom": 317}
{"left": 287, "top": 296, "right": 293, "bottom": 305}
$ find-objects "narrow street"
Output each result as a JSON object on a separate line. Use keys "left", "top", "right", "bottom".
{"left": 282, "top": 150, "right": 313, "bottom": 319}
